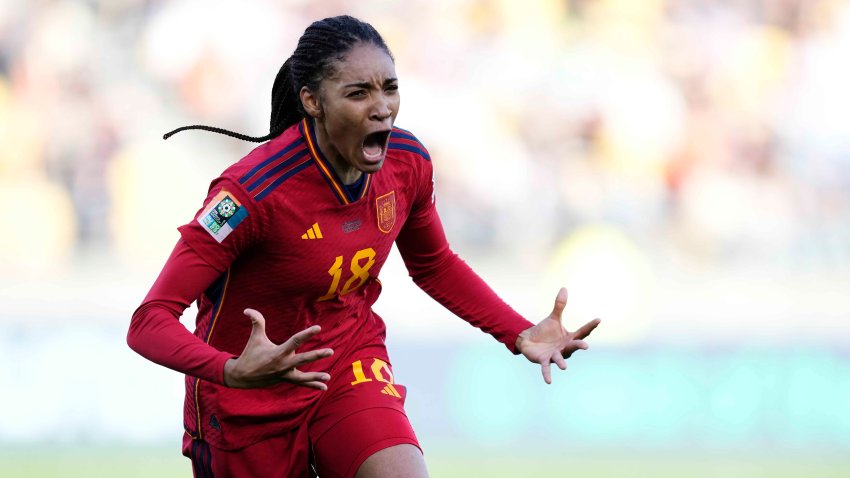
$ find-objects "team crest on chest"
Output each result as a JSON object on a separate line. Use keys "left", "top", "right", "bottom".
{"left": 376, "top": 191, "right": 396, "bottom": 233}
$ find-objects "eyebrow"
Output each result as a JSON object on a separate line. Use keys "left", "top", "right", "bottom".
{"left": 343, "top": 78, "right": 398, "bottom": 89}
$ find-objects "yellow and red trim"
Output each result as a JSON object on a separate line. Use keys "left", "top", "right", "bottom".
{"left": 194, "top": 268, "right": 232, "bottom": 440}
{"left": 360, "top": 173, "right": 372, "bottom": 200}
{"left": 301, "top": 118, "right": 372, "bottom": 205}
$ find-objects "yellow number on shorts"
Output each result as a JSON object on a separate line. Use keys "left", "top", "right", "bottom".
{"left": 350, "top": 359, "right": 374, "bottom": 386}
{"left": 370, "top": 358, "right": 394, "bottom": 384}
{"left": 349, "top": 359, "right": 401, "bottom": 398}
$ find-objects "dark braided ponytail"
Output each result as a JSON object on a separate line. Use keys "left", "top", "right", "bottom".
{"left": 164, "top": 15, "right": 392, "bottom": 142}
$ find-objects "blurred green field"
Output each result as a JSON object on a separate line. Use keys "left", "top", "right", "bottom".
{"left": 2, "top": 447, "right": 849, "bottom": 477}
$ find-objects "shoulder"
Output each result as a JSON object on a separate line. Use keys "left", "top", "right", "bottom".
{"left": 220, "top": 125, "right": 313, "bottom": 203}
{"left": 388, "top": 126, "right": 431, "bottom": 164}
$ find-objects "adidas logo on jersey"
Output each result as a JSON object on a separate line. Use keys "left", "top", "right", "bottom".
{"left": 301, "top": 223, "right": 323, "bottom": 240}
{"left": 380, "top": 383, "right": 402, "bottom": 398}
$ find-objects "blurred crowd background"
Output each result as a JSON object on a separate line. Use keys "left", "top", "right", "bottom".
{"left": 1, "top": 0, "right": 849, "bottom": 476}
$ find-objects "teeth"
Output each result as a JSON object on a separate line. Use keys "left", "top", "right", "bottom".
{"left": 363, "top": 148, "right": 384, "bottom": 159}
{"left": 362, "top": 131, "right": 388, "bottom": 161}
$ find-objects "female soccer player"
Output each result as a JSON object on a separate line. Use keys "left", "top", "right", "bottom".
{"left": 128, "top": 15, "right": 600, "bottom": 478}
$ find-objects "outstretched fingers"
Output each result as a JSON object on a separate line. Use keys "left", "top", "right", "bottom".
{"left": 243, "top": 308, "right": 271, "bottom": 344}
{"left": 550, "top": 287, "right": 568, "bottom": 323}
{"left": 279, "top": 325, "right": 323, "bottom": 354}
{"left": 562, "top": 338, "right": 589, "bottom": 356}
{"left": 302, "top": 381, "right": 330, "bottom": 390}
{"left": 285, "top": 369, "right": 331, "bottom": 390}
{"left": 573, "top": 318, "right": 602, "bottom": 340}
{"left": 553, "top": 350, "right": 568, "bottom": 371}
{"left": 290, "top": 348, "right": 334, "bottom": 368}
{"left": 541, "top": 357, "right": 553, "bottom": 385}
{"left": 541, "top": 350, "right": 568, "bottom": 385}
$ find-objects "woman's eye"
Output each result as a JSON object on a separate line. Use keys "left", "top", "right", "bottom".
{"left": 348, "top": 90, "right": 367, "bottom": 98}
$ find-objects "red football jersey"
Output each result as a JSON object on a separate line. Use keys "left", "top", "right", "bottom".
{"left": 129, "top": 120, "right": 533, "bottom": 450}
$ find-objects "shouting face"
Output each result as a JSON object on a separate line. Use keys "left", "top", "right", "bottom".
{"left": 301, "top": 42, "right": 400, "bottom": 185}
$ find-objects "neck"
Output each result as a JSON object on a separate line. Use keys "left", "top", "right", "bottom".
{"left": 311, "top": 118, "right": 362, "bottom": 185}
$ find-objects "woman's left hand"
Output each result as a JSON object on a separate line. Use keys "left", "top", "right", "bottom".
{"left": 515, "top": 287, "right": 601, "bottom": 384}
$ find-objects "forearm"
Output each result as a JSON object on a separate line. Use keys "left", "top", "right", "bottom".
{"left": 128, "top": 302, "right": 234, "bottom": 385}
{"left": 127, "top": 239, "right": 236, "bottom": 385}
{"left": 397, "top": 163, "right": 533, "bottom": 352}
{"left": 411, "top": 253, "right": 533, "bottom": 353}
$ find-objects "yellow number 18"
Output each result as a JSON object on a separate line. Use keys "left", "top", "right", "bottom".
{"left": 317, "top": 247, "right": 376, "bottom": 301}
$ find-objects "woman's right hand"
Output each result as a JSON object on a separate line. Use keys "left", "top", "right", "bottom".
{"left": 223, "top": 308, "right": 334, "bottom": 389}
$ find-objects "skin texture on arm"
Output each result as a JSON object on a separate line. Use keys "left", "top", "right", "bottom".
{"left": 355, "top": 444, "right": 428, "bottom": 478}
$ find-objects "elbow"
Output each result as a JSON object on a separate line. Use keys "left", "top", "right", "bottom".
{"left": 126, "top": 317, "right": 140, "bottom": 353}
{"left": 126, "top": 305, "right": 147, "bottom": 354}
{"left": 408, "top": 265, "right": 441, "bottom": 287}
{"left": 407, "top": 252, "right": 460, "bottom": 284}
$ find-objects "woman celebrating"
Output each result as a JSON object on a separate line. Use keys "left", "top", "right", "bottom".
{"left": 128, "top": 15, "right": 599, "bottom": 478}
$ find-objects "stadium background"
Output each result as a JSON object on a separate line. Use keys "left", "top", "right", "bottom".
{"left": 1, "top": 0, "right": 849, "bottom": 476}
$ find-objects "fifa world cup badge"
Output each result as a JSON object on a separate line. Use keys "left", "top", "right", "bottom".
{"left": 376, "top": 191, "right": 396, "bottom": 233}
{"left": 197, "top": 189, "right": 248, "bottom": 242}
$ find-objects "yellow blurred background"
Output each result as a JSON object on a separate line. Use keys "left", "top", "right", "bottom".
{"left": 1, "top": 0, "right": 849, "bottom": 476}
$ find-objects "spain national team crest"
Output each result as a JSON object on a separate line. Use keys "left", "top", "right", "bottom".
{"left": 376, "top": 191, "right": 396, "bottom": 233}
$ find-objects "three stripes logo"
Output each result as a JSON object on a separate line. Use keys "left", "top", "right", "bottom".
{"left": 350, "top": 359, "right": 403, "bottom": 400}
{"left": 301, "top": 223, "right": 323, "bottom": 240}
{"left": 380, "top": 384, "right": 402, "bottom": 398}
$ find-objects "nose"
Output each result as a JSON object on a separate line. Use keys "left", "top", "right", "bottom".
{"left": 370, "top": 93, "right": 393, "bottom": 122}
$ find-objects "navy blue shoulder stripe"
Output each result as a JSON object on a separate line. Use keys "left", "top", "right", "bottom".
{"left": 254, "top": 159, "right": 313, "bottom": 202}
{"left": 245, "top": 149, "right": 310, "bottom": 193}
{"left": 391, "top": 129, "right": 417, "bottom": 141}
{"left": 239, "top": 139, "right": 306, "bottom": 185}
{"left": 391, "top": 128, "right": 427, "bottom": 145}
{"left": 389, "top": 128, "right": 431, "bottom": 161}
{"left": 388, "top": 142, "right": 431, "bottom": 161}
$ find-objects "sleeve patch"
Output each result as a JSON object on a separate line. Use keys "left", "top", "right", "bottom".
{"left": 197, "top": 189, "right": 249, "bottom": 243}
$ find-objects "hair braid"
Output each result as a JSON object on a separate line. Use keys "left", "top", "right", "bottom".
{"left": 164, "top": 15, "right": 393, "bottom": 143}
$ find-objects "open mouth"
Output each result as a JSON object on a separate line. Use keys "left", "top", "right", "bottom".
{"left": 362, "top": 130, "right": 391, "bottom": 160}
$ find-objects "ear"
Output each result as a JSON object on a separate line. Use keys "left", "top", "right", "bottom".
{"left": 300, "top": 86, "right": 322, "bottom": 119}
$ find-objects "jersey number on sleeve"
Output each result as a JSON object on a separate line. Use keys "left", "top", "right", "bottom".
{"left": 317, "top": 247, "right": 376, "bottom": 301}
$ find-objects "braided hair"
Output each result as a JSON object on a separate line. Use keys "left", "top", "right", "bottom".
{"left": 163, "top": 15, "right": 393, "bottom": 142}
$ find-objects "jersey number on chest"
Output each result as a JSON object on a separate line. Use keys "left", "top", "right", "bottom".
{"left": 317, "top": 247, "right": 376, "bottom": 301}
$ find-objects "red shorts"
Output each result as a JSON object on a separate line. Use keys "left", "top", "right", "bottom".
{"left": 182, "top": 354, "right": 420, "bottom": 478}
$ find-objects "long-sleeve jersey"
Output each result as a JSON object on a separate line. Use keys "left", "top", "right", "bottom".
{"left": 127, "top": 120, "right": 534, "bottom": 450}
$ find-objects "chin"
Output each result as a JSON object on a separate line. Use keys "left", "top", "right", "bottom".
{"left": 360, "top": 159, "right": 385, "bottom": 173}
